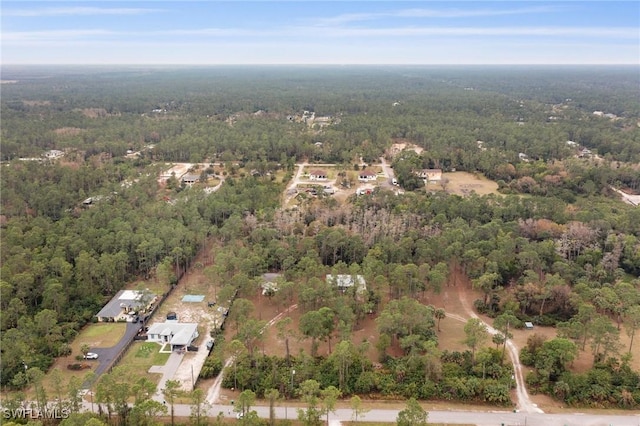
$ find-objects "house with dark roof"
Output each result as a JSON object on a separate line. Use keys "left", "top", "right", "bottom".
{"left": 95, "top": 290, "right": 156, "bottom": 322}
{"left": 309, "top": 170, "right": 328, "bottom": 181}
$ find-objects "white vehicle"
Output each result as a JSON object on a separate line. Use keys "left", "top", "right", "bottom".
{"left": 391, "top": 178, "right": 398, "bottom": 186}
{"left": 84, "top": 352, "right": 99, "bottom": 360}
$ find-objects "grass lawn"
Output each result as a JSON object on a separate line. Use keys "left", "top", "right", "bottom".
{"left": 93, "top": 342, "right": 167, "bottom": 388}
{"left": 76, "top": 322, "right": 126, "bottom": 349}
{"left": 130, "top": 342, "right": 171, "bottom": 366}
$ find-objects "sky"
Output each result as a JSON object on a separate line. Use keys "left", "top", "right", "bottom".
{"left": 1, "top": 1, "right": 639, "bottom": 65}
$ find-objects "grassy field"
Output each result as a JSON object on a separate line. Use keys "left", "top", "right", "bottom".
{"left": 76, "top": 322, "right": 126, "bottom": 349}
{"left": 439, "top": 171, "right": 499, "bottom": 196}
{"left": 93, "top": 341, "right": 168, "bottom": 387}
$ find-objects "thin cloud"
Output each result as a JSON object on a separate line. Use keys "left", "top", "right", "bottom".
{"left": 3, "top": 25, "right": 636, "bottom": 45}
{"left": 314, "top": 5, "right": 563, "bottom": 26}
{"left": 396, "top": 6, "right": 563, "bottom": 19}
{"left": 3, "top": 29, "right": 116, "bottom": 41}
{"left": 3, "top": 7, "right": 162, "bottom": 17}
{"left": 308, "top": 26, "right": 639, "bottom": 39}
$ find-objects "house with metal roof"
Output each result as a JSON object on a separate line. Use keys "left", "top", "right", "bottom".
{"left": 147, "top": 322, "right": 199, "bottom": 351}
{"left": 95, "top": 289, "right": 156, "bottom": 322}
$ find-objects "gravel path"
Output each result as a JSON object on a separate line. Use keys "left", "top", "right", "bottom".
{"left": 206, "top": 304, "right": 299, "bottom": 404}
{"left": 453, "top": 287, "right": 543, "bottom": 414}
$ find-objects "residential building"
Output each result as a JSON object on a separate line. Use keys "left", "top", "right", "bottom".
{"left": 147, "top": 322, "right": 199, "bottom": 351}
{"left": 417, "top": 169, "right": 442, "bottom": 183}
{"left": 358, "top": 170, "right": 377, "bottom": 182}
{"left": 309, "top": 170, "right": 328, "bottom": 181}
{"left": 326, "top": 274, "right": 367, "bottom": 294}
{"left": 95, "top": 290, "right": 156, "bottom": 322}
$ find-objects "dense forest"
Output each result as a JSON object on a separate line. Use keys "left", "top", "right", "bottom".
{"left": 1, "top": 66, "right": 639, "bottom": 415}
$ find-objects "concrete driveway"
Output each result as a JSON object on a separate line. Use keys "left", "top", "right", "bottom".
{"left": 151, "top": 351, "right": 185, "bottom": 402}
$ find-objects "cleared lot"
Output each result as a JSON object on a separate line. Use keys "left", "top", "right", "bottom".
{"left": 440, "top": 171, "right": 499, "bottom": 196}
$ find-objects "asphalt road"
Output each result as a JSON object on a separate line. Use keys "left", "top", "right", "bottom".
{"left": 128, "top": 402, "right": 639, "bottom": 426}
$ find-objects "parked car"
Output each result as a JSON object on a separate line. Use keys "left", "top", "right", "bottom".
{"left": 84, "top": 352, "right": 99, "bottom": 360}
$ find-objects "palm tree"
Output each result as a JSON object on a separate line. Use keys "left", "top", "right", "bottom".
{"left": 434, "top": 308, "right": 446, "bottom": 332}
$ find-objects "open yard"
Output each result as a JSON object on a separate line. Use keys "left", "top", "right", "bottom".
{"left": 103, "top": 341, "right": 167, "bottom": 385}
{"left": 76, "top": 322, "right": 127, "bottom": 350}
{"left": 439, "top": 171, "right": 500, "bottom": 196}
{"left": 15, "top": 323, "right": 128, "bottom": 399}
{"left": 126, "top": 342, "right": 170, "bottom": 367}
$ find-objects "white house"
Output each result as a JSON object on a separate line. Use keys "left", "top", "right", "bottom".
{"left": 309, "top": 170, "right": 328, "bottom": 181}
{"left": 326, "top": 274, "right": 367, "bottom": 294}
{"left": 358, "top": 170, "right": 377, "bottom": 182}
{"left": 147, "top": 322, "right": 199, "bottom": 351}
{"left": 261, "top": 273, "right": 281, "bottom": 296}
{"left": 417, "top": 169, "right": 442, "bottom": 183}
{"left": 44, "top": 149, "right": 64, "bottom": 160}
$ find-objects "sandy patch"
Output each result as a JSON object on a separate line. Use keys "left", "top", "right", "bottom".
{"left": 440, "top": 171, "right": 500, "bottom": 196}
{"left": 388, "top": 140, "right": 423, "bottom": 158}
{"left": 54, "top": 127, "right": 85, "bottom": 137}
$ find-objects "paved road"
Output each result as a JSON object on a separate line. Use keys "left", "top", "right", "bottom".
{"left": 96, "top": 402, "right": 636, "bottom": 426}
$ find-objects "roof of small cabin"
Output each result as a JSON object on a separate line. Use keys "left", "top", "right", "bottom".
{"left": 181, "top": 173, "right": 199, "bottom": 181}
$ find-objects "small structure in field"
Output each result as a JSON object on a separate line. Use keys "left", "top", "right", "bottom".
{"left": 417, "top": 169, "right": 442, "bottom": 184}
{"left": 261, "top": 273, "right": 282, "bottom": 296}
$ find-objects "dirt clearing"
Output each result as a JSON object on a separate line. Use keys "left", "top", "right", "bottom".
{"left": 441, "top": 172, "right": 499, "bottom": 196}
